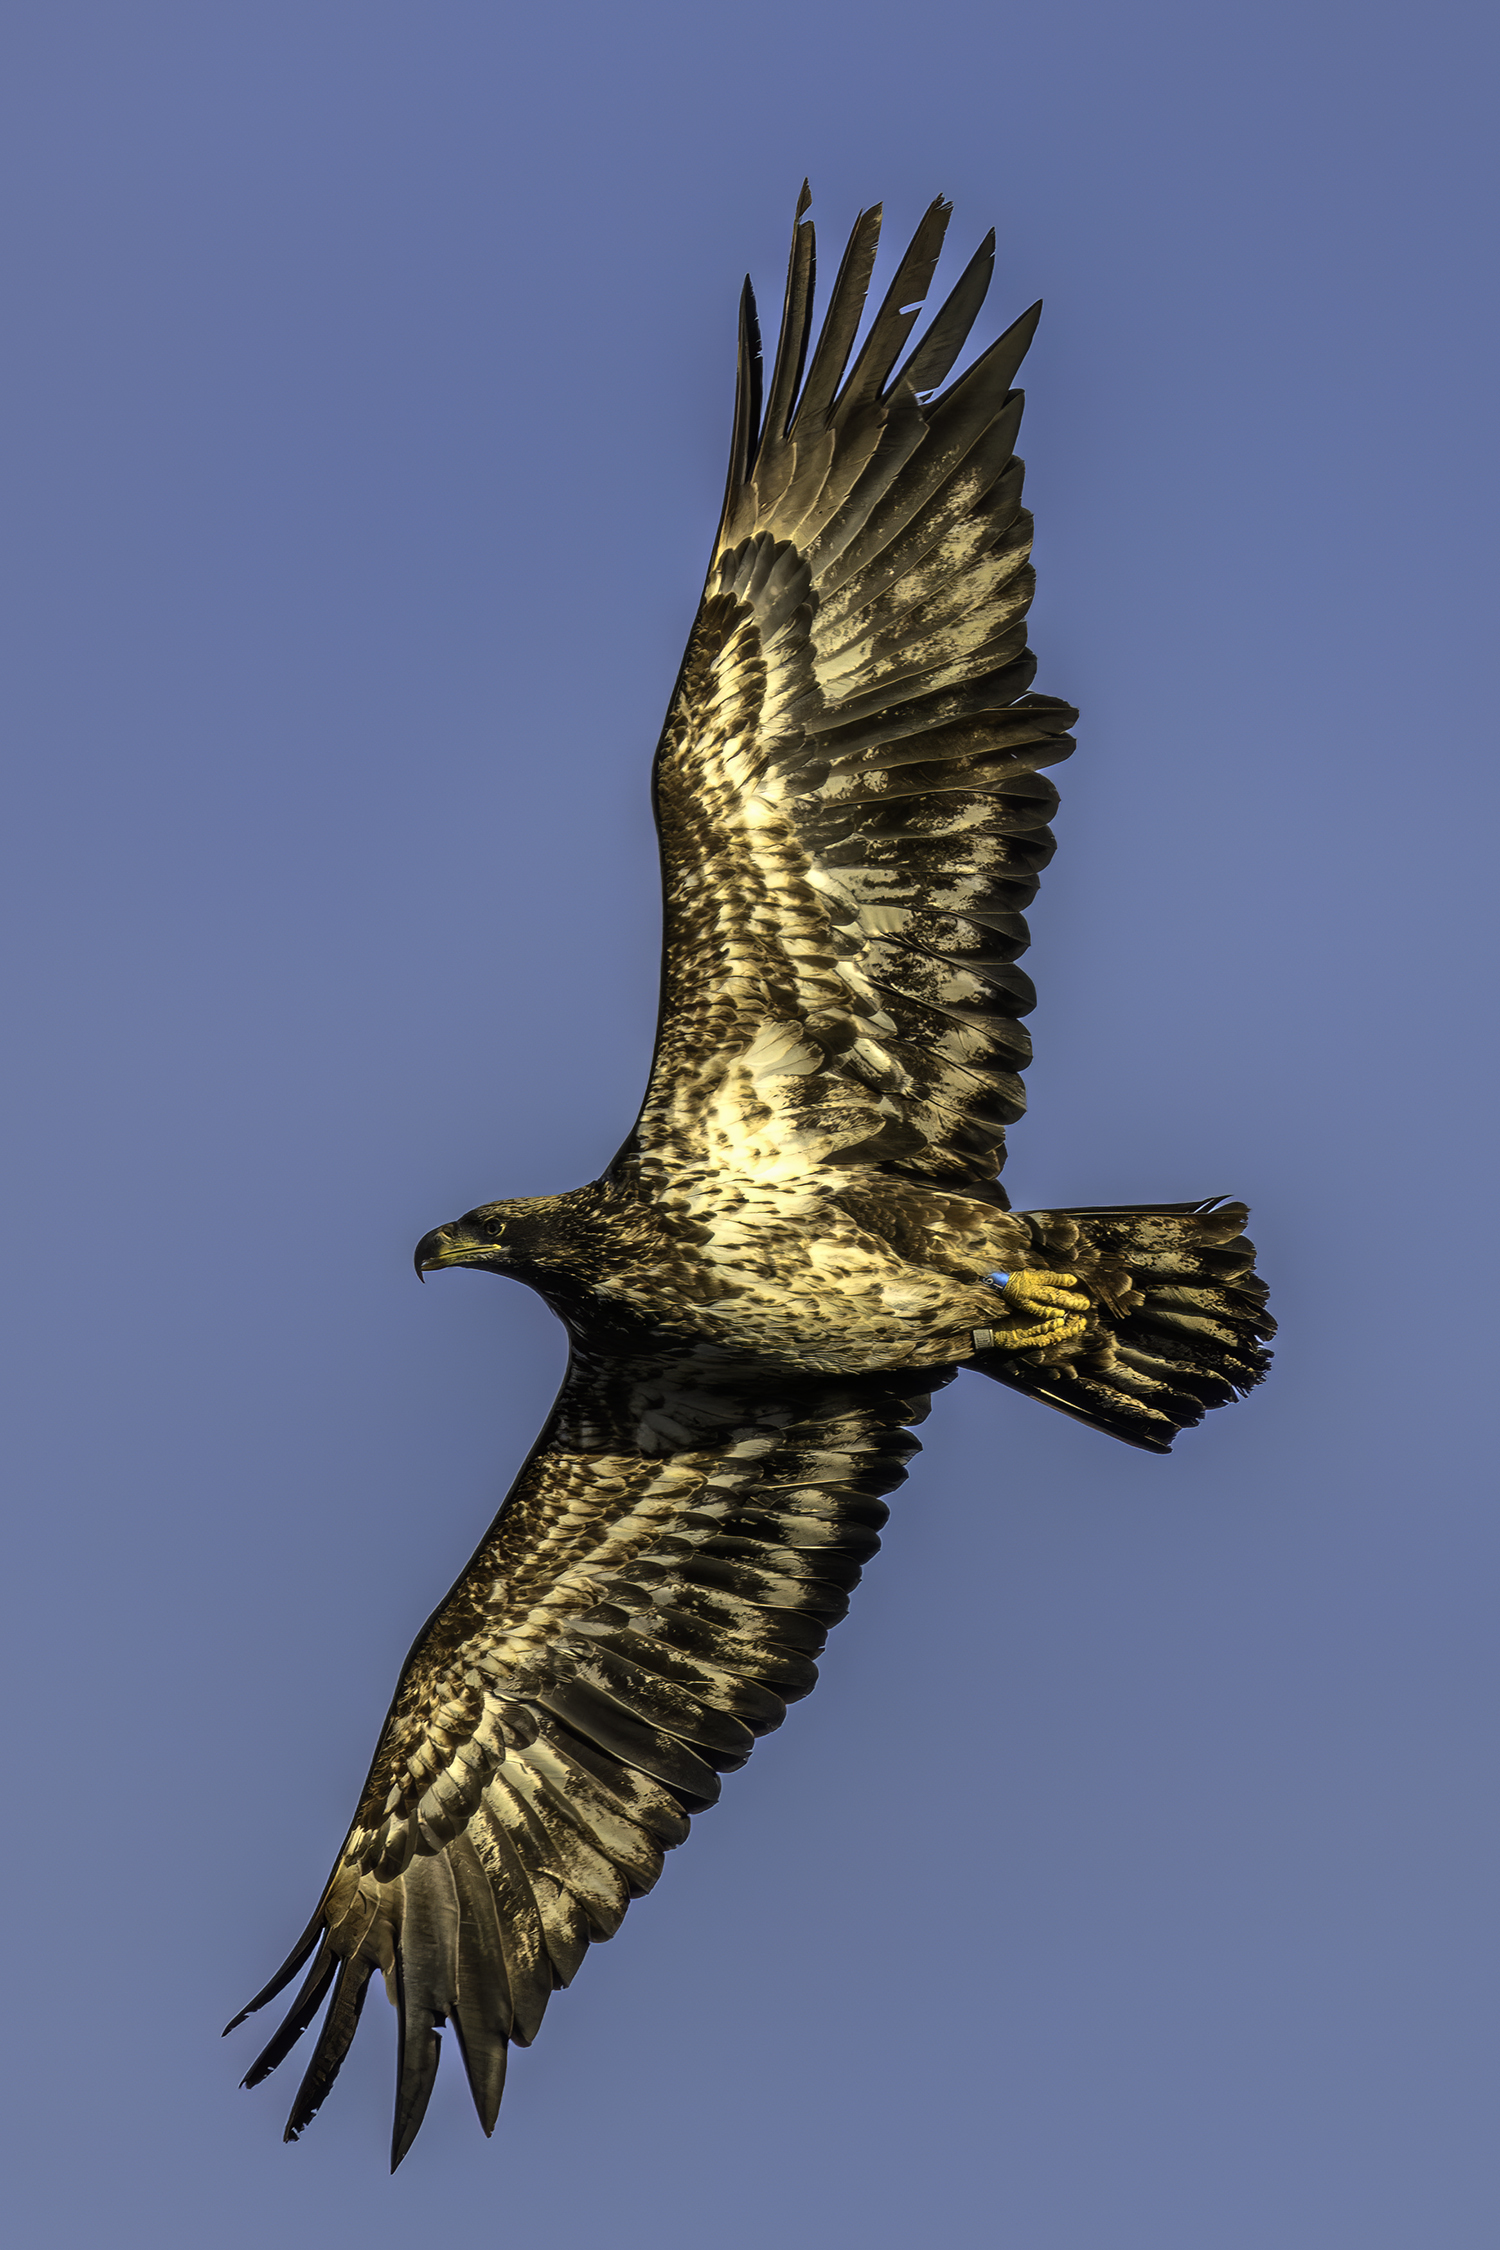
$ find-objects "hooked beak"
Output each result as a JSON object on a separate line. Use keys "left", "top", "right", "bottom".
{"left": 414, "top": 1224, "right": 476, "bottom": 1280}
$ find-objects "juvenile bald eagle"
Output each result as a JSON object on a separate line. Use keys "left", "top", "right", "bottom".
{"left": 228, "top": 189, "right": 1272, "bottom": 2167}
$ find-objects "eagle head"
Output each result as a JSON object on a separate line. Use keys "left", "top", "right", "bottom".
{"left": 413, "top": 1194, "right": 582, "bottom": 1281}
{"left": 413, "top": 1203, "right": 524, "bottom": 1278}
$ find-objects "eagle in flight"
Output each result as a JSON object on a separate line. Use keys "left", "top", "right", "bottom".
{"left": 228, "top": 188, "right": 1272, "bottom": 2167}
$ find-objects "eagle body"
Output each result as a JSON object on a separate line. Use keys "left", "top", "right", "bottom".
{"left": 230, "top": 189, "right": 1273, "bottom": 2168}
{"left": 417, "top": 1175, "right": 1036, "bottom": 1374}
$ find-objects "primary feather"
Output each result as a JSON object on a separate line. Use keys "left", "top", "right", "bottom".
{"left": 228, "top": 188, "right": 1272, "bottom": 2166}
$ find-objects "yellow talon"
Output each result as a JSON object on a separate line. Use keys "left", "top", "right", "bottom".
{"left": 972, "top": 1268, "right": 1093, "bottom": 1356}
{"left": 992, "top": 1313, "right": 1091, "bottom": 1350}
{"left": 1000, "top": 1270, "right": 1091, "bottom": 1317}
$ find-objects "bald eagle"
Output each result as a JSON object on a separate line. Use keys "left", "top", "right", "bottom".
{"left": 227, "top": 189, "right": 1272, "bottom": 2168}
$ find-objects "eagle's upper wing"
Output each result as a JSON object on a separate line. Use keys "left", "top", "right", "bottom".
{"left": 614, "top": 189, "right": 1077, "bottom": 1205}
{"left": 229, "top": 1351, "right": 947, "bottom": 2167}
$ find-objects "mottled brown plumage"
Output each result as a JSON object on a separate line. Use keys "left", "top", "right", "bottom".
{"left": 227, "top": 188, "right": 1273, "bottom": 2167}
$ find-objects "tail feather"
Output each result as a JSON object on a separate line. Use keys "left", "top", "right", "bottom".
{"left": 974, "top": 1198, "right": 1273, "bottom": 1451}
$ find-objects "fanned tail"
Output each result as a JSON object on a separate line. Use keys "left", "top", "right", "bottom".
{"left": 973, "top": 1198, "right": 1273, "bottom": 1452}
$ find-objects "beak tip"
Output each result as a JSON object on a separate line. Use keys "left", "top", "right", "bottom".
{"left": 414, "top": 1225, "right": 452, "bottom": 1281}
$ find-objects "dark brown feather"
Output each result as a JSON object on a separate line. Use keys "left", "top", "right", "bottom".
{"left": 230, "top": 195, "right": 1271, "bottom": 2170}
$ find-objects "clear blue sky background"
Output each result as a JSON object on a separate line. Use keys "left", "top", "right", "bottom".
{"left": 4, "top": 4, "right": 1497, "bottom": 2244}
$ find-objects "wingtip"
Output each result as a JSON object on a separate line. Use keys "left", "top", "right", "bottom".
{"left": 221, "top": 1911, "right": 325, "bottom": 2038}
{"left": 739, "top": 273, "right": 762, "bottom": 347}
{"left": 390, "top": 2104, "right": 429, "bottom": 2174}
{"left": 796, "top": 178, "right": 811, "bottom": 217}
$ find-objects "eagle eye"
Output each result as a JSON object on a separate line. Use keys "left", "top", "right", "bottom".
{"left": 481, "top": 1216, "right": 504, "bottom": 1240}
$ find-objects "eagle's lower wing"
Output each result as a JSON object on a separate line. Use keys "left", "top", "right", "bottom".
{"left": 615, "top": 190, "right": 1077, "bottom": 1204}
{"left": 229, "top": 1350, "right": 948, "bottom": 2167}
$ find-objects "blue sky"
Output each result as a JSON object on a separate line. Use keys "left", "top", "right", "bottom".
{"left": 4, "top": 3, "right": 1497, "bottom": 2244}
